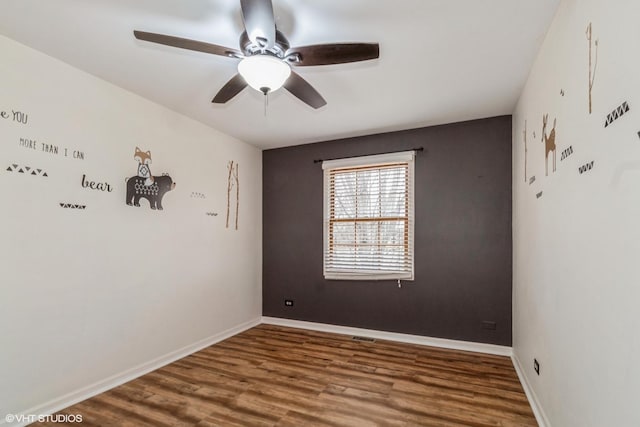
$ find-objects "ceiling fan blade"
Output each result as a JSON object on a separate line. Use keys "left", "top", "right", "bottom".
{"left": 287, "top": 43, "right": 379, "bottom": 66}
{"left": 284, "top": 72, "right": 326, "bottom": 109}
{"left": 212, "top": 74, "right": 248, "bottom": 104}
{"left": 134, "top": 30, "right": 242, "bottom": 58}
{"left": 240, "top": 0, "right": 276, "bottom": 49}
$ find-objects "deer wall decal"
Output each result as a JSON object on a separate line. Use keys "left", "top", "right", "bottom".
{"left": 542, "top": 114, "right": 557, "bottom": 176}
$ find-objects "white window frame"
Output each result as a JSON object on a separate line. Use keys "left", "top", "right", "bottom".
{"left": 322, "top": 151, "right": 415, "bottom": 281}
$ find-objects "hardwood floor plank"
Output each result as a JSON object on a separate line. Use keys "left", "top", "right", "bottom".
{"left": 275, "top": 410, "right": 343, "bottom": 427}
{"left": 35, "top": 325, "right": 536, "bottom": 426}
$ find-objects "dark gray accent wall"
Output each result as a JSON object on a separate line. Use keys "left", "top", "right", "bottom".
{"left": 263, "top": 116, "right": 512, "bottom": 346}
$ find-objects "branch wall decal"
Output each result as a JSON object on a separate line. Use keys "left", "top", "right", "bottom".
{"left": 586, "top": 22, "right": 599, "bottom": 114}
{"left": 226, "top": 161, "right": 239, "bottom": 230}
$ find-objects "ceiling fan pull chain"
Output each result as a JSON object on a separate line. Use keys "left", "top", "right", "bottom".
{"left": 264, "top": 91, "right": 268, "bottom": 117}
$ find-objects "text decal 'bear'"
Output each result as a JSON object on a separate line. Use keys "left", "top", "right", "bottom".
{"left": 125, "top": 147, "right": 175, "bottom": 210}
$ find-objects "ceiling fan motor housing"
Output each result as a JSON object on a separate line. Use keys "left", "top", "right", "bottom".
{"left": 240, "top": 30, "right": 290, "bottom": 58}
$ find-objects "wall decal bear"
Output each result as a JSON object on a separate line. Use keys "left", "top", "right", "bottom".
{"left": 125, "top": 147, "right": 175, "bottom": 210}
{"left": 125, "top": 174, "right": 175, "bottom": 210}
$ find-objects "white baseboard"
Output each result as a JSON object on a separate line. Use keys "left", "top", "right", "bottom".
{"left": 261, "top": 316, "right": 513, "bottom": 357}
{"left": 2, "top": 317, "right": 261, "bottom": 427}
{"left": 512, "top": 352, "right": 550, "bottom": 427}
{"left": 5, "top": 317, "right": 543, "bottom": 427}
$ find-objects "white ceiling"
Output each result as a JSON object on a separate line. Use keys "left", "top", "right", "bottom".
{"left": 0, "top": 0, "right": 559, "bottom": 149}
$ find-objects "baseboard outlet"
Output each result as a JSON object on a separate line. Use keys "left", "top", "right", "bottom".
{"left": 512, "top": 352, "right": 550, "bottom": 427}
{"left": 3, "top": 317, "right": 261, "bottom": 427}
{"left": 261, "top": 316, "right": 512, "bottom": 357}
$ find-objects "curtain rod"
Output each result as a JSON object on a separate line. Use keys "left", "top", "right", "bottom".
{"left": 313, "top": 147, "right": 424, "bottom": 164}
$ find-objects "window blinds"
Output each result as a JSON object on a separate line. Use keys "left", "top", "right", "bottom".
{"left": 323, "top": 151, "right": 415, "bottom": 280}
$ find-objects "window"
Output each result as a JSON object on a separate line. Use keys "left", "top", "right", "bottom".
{"left": 323, "top": 151, "right": 415, "bottom": 280}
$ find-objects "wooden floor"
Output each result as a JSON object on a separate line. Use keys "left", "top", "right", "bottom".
{"left": 39, "top": 325, "right": 536, "bottom": 426}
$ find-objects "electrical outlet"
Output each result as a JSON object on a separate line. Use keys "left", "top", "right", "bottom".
{"left": 482, "top": 321, "right": 497, "bottom": 330}
{"left": 534, "top": 359, "right": 540, "bottom": 375}
{"left": 284, "top": 299, "right": 294, "bottom": 307}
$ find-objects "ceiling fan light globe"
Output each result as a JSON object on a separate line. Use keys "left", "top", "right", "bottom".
{"left": 238, "top": 54, "right": 291, "bottom": 94}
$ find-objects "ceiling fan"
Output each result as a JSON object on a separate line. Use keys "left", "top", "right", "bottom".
{"left": 134, "top": 0, "right": 379, "bottom": 109}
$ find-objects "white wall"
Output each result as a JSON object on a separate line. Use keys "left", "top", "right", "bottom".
{"left": 0, "top": 36, "right": 261, "bottom": 421}
{"left": 513, "top": 1, "right": 640, "bottom": 425}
